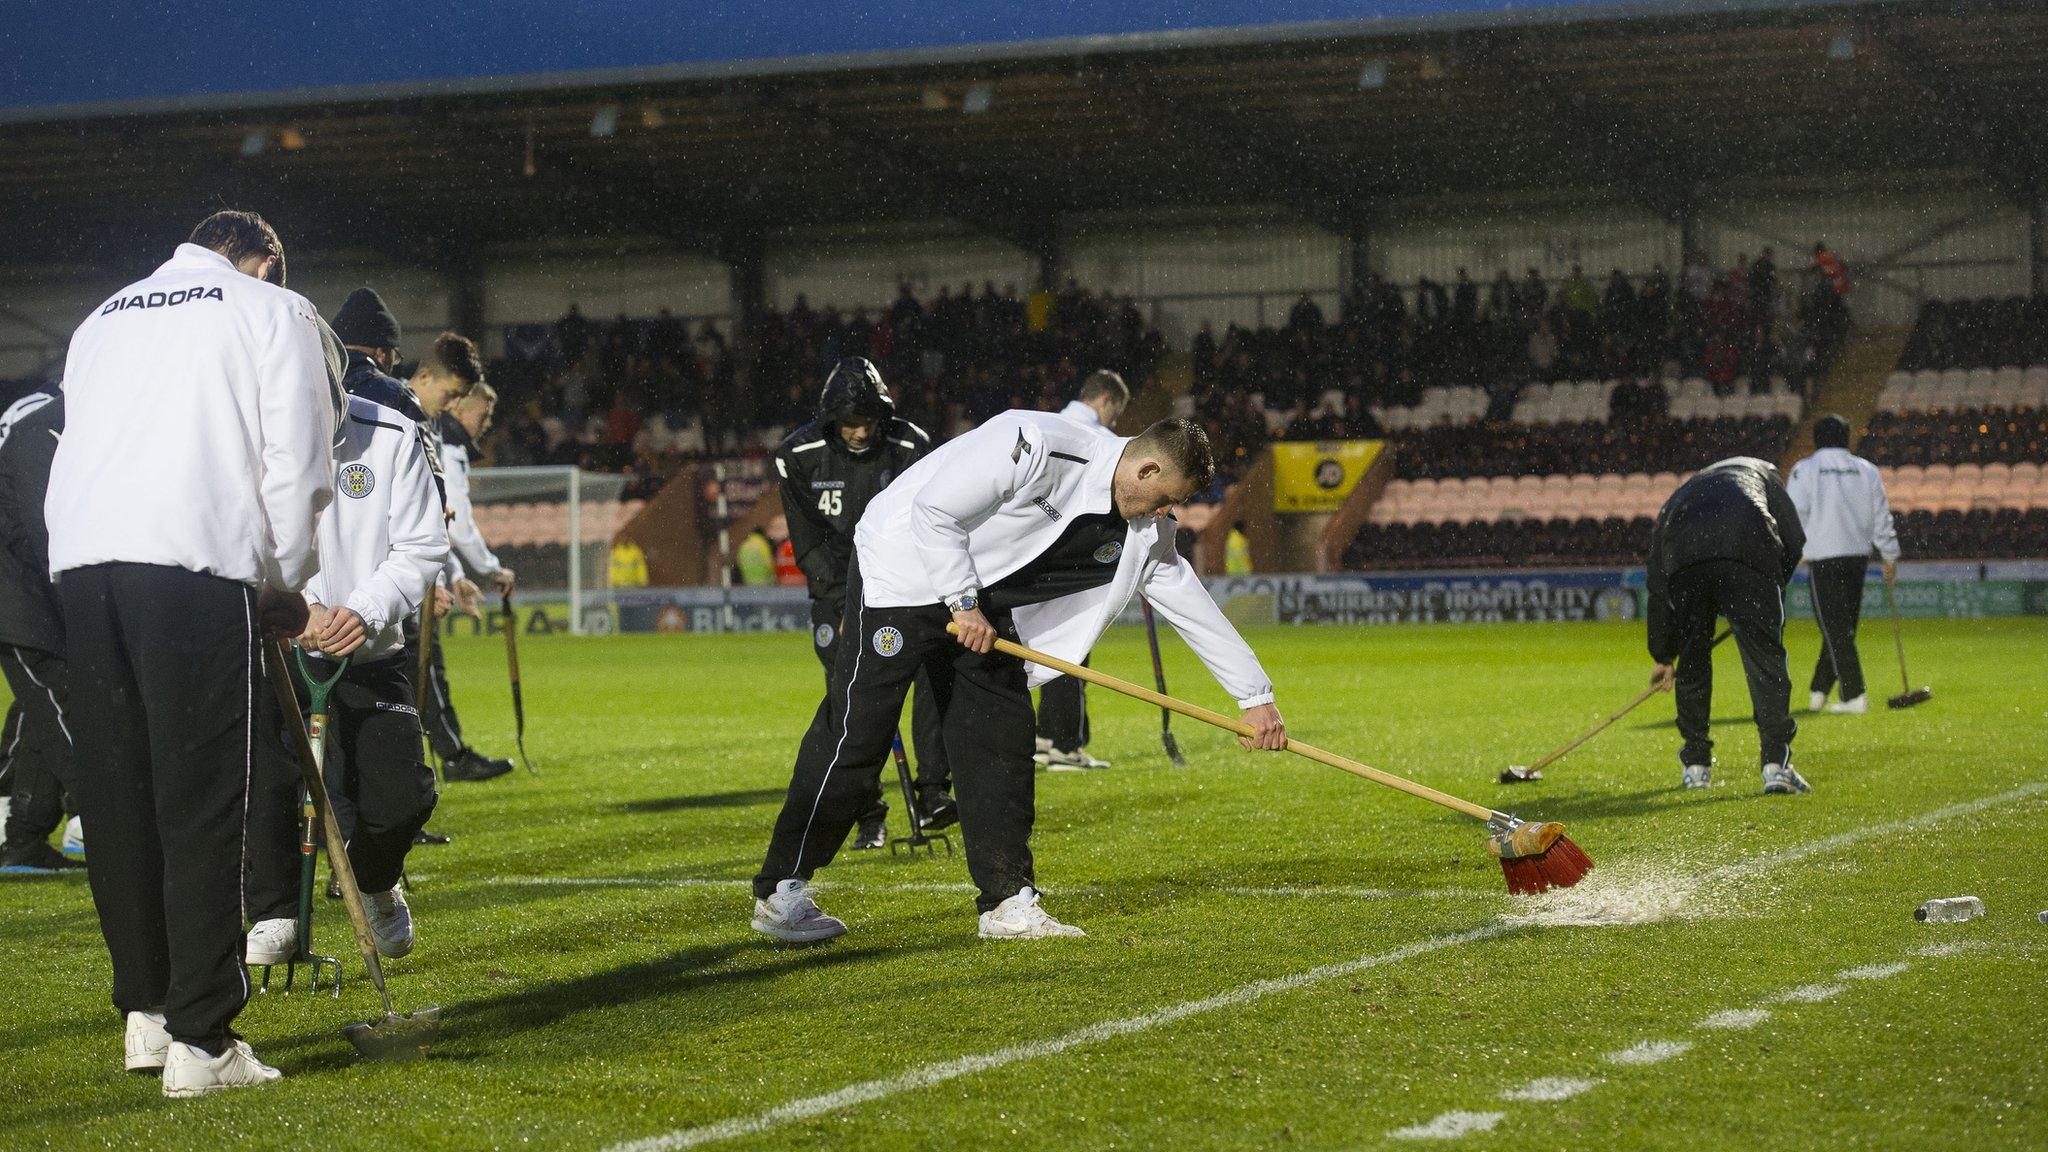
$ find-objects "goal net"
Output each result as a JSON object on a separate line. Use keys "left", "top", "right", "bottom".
{"left": 466, "top": 466, "right": 636, "bottom": 634}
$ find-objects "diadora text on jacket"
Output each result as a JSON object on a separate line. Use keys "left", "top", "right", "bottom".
{"left": 48, "top": 244, "right": 336, "bottom": 590}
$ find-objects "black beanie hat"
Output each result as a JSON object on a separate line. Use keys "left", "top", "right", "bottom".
{"left": 1813, "top": 413, "right": 1852, "bottom": 450}
{"left": 331, "top": 287, "right": 401, "bottom": 349}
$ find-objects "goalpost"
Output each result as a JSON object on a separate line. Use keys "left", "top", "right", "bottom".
{"left": 466, "top": 466, "right": 632, "bottom": 635}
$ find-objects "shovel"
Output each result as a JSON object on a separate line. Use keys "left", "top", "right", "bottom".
{"left": 267, "top": 641, "right": 441, "bottom": 1061}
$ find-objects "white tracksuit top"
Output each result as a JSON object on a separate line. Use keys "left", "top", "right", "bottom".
{"left": 48, "top": 244, "right": 336, "bottom": 591}
{"left": 1786, "top": 447, "right": 1901, "bottom": 563}
{"left": 301, "top": 397, "right": 448, "bottom": 659}
{"left": 855, "top": 409, "right": 1274, "bottom": 708}
{"left": 438, "top": 437, "right": 504, "bottom": 583}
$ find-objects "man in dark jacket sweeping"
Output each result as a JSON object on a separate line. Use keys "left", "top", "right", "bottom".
{"left": 1645, "top": 456, "right": 1809, "bottom": 795}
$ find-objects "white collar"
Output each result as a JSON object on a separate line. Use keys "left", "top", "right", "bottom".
{"left": 1059, "top": 399, "right": 1104, "bottom": 430}
{"left": 160, "top": 243, "right": 238, "bottom": 275}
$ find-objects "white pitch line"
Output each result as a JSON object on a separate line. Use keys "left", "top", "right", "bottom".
{"left": 601, "top": 781, "right": 2048, "bottom": 1152}
{"left": 1501, "top": 1076, "right": 1601, "bottom": 1102}
{"left": 1603, "top": 1040, "right": 1693, "bottom": 1066}
{"left": 1698, "top": 1008, "right": 1772, "bottom": 1030}
{"left": 1772, "top": 983, "right": 1846, "bottom": 1004}
{"left": 1389, "top": 1111, "right": 1506, "bottom": 1140}
{"left": 602, "top": 923, "right": 1515, "bottom": 1152}
{"left": 1839, "top": 961, "right": 1911, "bottom": 982}
{"left": 1695, "top": 781, "right": 2048, "bottom": 885}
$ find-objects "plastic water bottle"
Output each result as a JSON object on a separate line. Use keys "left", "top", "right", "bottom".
{"left": 1914, "top": 896, "right": 1984, "bottom": 923}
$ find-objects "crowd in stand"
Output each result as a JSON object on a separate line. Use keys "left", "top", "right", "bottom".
{"left": 478, "top": 280, "right": 1164, "bottom": 499}
{"left": 1186, "top": 244, "right": 1853, "bottom": 475}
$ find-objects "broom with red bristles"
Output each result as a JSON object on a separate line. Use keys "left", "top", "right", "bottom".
{"left": 956, "top": 627, "right": 1593, "bottom": 895}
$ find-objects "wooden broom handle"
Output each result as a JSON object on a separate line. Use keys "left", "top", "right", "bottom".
{"left": 1523, "top": 626, "right": 1732, "bottom": 775}
{"left": 951, "top": 624, "right": 1495, "bottom": 822}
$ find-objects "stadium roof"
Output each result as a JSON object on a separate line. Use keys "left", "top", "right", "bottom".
{"left": 2, "top": 0, "right": 2043, "bottom": 270}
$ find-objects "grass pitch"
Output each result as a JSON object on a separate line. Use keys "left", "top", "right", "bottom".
{"left": 2, "top": 617, "right": 2044, "bottom": 1150}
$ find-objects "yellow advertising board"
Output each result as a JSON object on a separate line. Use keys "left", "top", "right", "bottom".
{"left": 1271, "top": 440, "right": 1384, "bottom": 513}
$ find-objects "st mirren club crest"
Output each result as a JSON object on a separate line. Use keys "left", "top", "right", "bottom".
{"left": 340, "top": 462, "right": 375, "bottom": 499}
{"left": 814, "top": 622, "right": 836, "bottom": 649}
{"left": 1093, "top": 541, "right": 1123, "bottom": 564}
{"left": 872, "top": 626, "right": 904, "bottom": 657}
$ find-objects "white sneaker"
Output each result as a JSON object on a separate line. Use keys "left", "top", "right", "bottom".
{"left": 161, "top": 1039, "right": 282, "bottom": 1098}
{"left": 1762, "top": 763, "right": 1812, "bottom": 795}
{"left": 978, "top": 887, "right": 1086, "bottom": 939}
{"left": 62, "top": 815, "right": 84, "bottom": 857}
{"left": 751, "top": 879, "right": 847, "bottom": 943}
{"left": 1828, "top": 695, "right": 1868, "bottom": 714}
{"left": 1680, "top": 763, "right": 1712, "bottom": 790}
{"left": 1042, "top": 748, "right": 1111, "bottom": 772}
{"left": 364, "top": 887, "right": 415, "bottom": 958}
{"left": 245, "top": 918, "right": 296, "bottom": 967}
{"left": 1033, "top": 736, "right": 1053, "bottom": 756}
{"left": 124, "top": 1010, "right": 170, "bottom": 1072}
{"left": 1809, "top": 691, "right": 1827, "bottom": 712}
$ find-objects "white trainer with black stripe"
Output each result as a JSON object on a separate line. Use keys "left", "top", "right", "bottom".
{"left": 124, "top": 1010, "right": 170, "bottom": 1072}
{"left": 1762, "top": 762, "right": 1812, "bottom": 795}
{"left": 1042, "top": 748, "right": 1111, "bottom": 771}
{"left": 978, "top": 887, "right": 1085, "bottom": 940}
{"left": 752, "top": 879, "right": 847, "bottom": 943}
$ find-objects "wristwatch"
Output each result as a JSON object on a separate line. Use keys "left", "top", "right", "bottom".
{"left": 945, "top": 591, "right": 979, "bottom": 614}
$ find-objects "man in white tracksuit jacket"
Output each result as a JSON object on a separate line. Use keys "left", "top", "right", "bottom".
{"left": 439, "top": 383, "right": 515, "bottom": 617}
{"left": 752, "top": 413, "right": 1287, "bottom": 942}
{"left": 48, "top": 212, "right": 336, "bottom": 1096}
{"left": 248, "top": 393, "right": 448, "bottom": 966}
{"left": 1786, "top": 414, "right": 1901, "bottom": 714}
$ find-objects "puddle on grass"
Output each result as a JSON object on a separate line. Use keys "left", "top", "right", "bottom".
{"left": 1502, "top": 861, "right": 1723, "bottom": 928}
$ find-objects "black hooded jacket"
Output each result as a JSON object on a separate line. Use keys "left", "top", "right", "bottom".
{"left": 775, "top": 417, "right": 930, "bottom": 617}
{"left": 1646, "top": 456, "right": 1806, "bottom": 662}
{"left": 0, "top": 394, "right": 66, "bottom": 654}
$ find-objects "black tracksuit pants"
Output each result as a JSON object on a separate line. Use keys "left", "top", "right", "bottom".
{"left": 0, "top": 645, "right": 72, "bottom": 855}
{"left": 404, "top": 613, "right": 465, "bottom": 761}
{"left": 1806, "top": 556, "right": 1870, "bottom": 703}
{"left": 60, "top": 563, "right": 258, "bottom": 1053}
{"left": 811, "top": 600, "right": 952, "bottom": 800}
{"left": 760, "top": 562, "right": 1036, "bottom": 912}
{"left": 1036, "top": 664, "right": 1090, "bottom": 753}
{"left": 1667, "top": 559, "right": 1797, "bottom": 770}
{"left": 249, "top": 653, "right": 437, "bottom": 918}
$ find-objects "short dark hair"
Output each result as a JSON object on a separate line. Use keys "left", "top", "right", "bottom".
{"left": 419, "top": 332, "right": 484, "bottom": 388}
{"left": 1130, "top": 418, "right": 1215, "bottom": 493}
{"left": 1078, "top": 369, "right": 1129, "bottom": 407}
{"left": 188, "top": 210, "right": 284, "bottom": 280}
{"left": 1813, "top": 413, "right": 1852, "bottom": 450}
